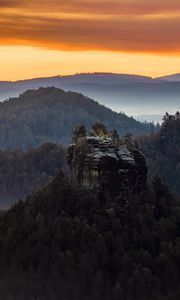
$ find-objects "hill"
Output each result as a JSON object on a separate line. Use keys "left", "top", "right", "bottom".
{"left": 0, "top": 169, "right": 179, "bottom": 299}
{"left": 140, "top": 112, "right": 180, "bottom": 195}
{"left": 0, "top": 87, "right": 153, "bottom": 149}
{"left": 156, "top": 73, "right": 180, "bottom": 81}
{"left": 0, "top": 73, "right": 153, "bottom": 101}
{"left": 0, "top": 73, "right": 180, "bottom": 116}
{"left": 0, "top": 143, "right": 66, "bottom": 207}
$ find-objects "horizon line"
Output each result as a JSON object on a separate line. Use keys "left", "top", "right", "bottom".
{"left": 0, "top": 71, "right": 179, "bottom": 83}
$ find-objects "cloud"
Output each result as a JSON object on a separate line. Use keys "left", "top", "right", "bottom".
{"left": 0, "top": 1, "right": 180, "bottom": 53}
{"left": 0, "top": 0, "right": 22, "bottom": 7}
{"left": 41, "top": 0, "right": 180, "bottom": 15}
{"left": 2, "top": 0, "right": 180, "bottom": 15}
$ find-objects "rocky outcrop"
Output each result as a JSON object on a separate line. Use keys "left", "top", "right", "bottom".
{"left": 67, "top": 133, "right": 147, "bottom": 208}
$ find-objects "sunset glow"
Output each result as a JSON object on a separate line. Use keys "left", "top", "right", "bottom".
{"left": 1, "top": 0, "right": 180, "bottom": 80}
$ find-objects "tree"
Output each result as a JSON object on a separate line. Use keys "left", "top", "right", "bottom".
{"left": 112, "top": 282, "right": 124, "bottom": 300}
{"left": 175, "top": 111, "right": 180, "bottom": 119}
{"left": 73, "top": 125, "right": 87, "bottom": 143}
{"left": 92, "top": 123, "right": 107, "bottom": 136}
{"left": 111, "top": 129, "right": 119, "bottom": 147}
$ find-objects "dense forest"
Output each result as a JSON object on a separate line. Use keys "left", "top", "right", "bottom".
{"left": 0, "top": 173, "right": 179, "bottom": 299}
{"left": 140, "top": 112, "right": 180, "bottom": 195}
{"left": 0, "top": 143, "right": 66, "bottom": 207}
{"left": 0, "top": 87, "right": 155, "bottom": 149}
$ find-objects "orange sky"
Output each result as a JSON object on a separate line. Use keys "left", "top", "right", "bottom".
{"left": 1, "top": 0, "right": 180, "bottom": 80}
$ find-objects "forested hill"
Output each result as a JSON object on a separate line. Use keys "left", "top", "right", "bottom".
{"left": 140, "top": 112, "right": 180, "bottom": 194}
{"left": 0, "top": 172, "right": 179, "bottom": 299}
{"left": 0, "top": 87, "right": 153, "bottom": 149}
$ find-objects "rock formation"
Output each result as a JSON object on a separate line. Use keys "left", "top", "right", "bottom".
{"left": 67, "top": 125, "right": 147, "bottom": 208}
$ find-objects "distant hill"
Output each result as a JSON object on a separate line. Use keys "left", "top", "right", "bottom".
{"left": 0, "top": 72, "right": 153, "bottom": 102}
{"left": 0, "top": 72, "right": 180, "bottom": 116}
{"left": 0, "top": 87, "right": 153, "bottom": 149}
{"left": 156, "top": 73, "right": 180, "bottom": 81}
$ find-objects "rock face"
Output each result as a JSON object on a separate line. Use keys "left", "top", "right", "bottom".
{"left": 67, "top": 134, "right": 147, "bottom": 208}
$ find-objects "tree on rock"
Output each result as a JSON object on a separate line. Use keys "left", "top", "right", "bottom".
{"left": 92, "top": 123, "right": 107, "bottom": 136}
{"left": 73, "top": 125, "right": 87, "bottom": 143}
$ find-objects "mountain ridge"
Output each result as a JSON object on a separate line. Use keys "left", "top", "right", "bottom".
{"left": 0, "top": 72, "right": 179, "bottom": 116}
{"left": 0, "top": 72, "right": 153, "bottom": 84}
{"left": 155, "top": 73, "right": 180, "bottom": 81}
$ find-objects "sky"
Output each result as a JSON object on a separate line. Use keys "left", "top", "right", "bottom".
{"left": 1, "top": 0, "right": 180, "bottom": 80}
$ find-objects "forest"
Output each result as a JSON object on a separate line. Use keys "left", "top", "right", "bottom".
{"left": 0, "top": 87, "right": 156, "bottom": 149}
{"left": 0, "top": 173, "right": 179, "bottom": 299}
{"left": 0, "top": 88, "right": 178, "bottom": 300}
{"left": 0, "top": 143, "right": 66, "bottom": 207}
{"left": 140, "top": 112, "right": 180, "bottom": 195}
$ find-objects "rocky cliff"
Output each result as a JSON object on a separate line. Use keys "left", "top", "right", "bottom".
{"left": 67, "top": 125, "right": 147, "bottom": 208}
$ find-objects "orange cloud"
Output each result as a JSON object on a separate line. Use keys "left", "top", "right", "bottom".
{"left": 0, "top": 0, "right": 180, "bottom": 53}
{"left": 40, "top": 0, "right": 180, "bottom": 15}
{"left": 2, "top": 0, "right": 180, "bottom": 15}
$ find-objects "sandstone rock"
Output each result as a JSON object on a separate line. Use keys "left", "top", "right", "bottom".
{"left": 67, "top": 133, "right": 147, "bottom": 208}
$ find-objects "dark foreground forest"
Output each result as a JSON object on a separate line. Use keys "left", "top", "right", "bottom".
{"left": 0, "top": 173, "right": 179, "bottom": 300}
